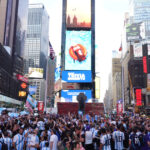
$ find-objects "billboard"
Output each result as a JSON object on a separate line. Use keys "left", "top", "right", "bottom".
{"left": 126, "top": 22, "right": 145, "bottom": 42}
{"left": 133, "top": 43, "right": 143, "bottom": 57}
{"left": 62, "top": 71, "right": 92, "bottom": 82}
{"left": 117, "top": 99, "right": 123, "bottom": 116}
{"left": 61, "top": 90, "right": 92, "bottom": 102}
{"left": 136, "top": 89, "right": 142, "bottom": 106}
{"left": 28, "top": 68, "right": 43, "bottom": 78}
{"left": 95, "top": 77, "right": 100, "bottom": 99}
{"left": 66, "top": 0, "right": 91, "bottom": 29}
{"left": 55, "top": 66, "right": 61, "bottom": 82}
{"left": 65, "top": 31, "right": 91, "bottom": 70}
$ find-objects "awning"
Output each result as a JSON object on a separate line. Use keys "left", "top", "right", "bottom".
{"left": 0, "top": 94, "right": 22, "bottom": 105}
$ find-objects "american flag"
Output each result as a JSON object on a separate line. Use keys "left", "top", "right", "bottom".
{"left": 49, "top": 42, "right": 55, "bottom": 60}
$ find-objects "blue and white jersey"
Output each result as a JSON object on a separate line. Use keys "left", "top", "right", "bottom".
{"left": 13, "top": 133, "right": 24, "bottom": 150}
{"left": 40, "top": 141, "right": 48, "bottom": 149}
{"left": 26, "top": 134, "right": 39, "bottom": 150}
{"left": 42, "top": 147, "right": 50, "bottom": 150}
{"left": 101, "top": 134, "right": 111, "bottom": 150}
{"left": 37, "top": 121, "right": 45, "bottom": 131}
{"left": 4, "top": 137, "right": 12, "bottom": 150}
{"left": 113, "top": 131, "right": 124, "bottom": 150}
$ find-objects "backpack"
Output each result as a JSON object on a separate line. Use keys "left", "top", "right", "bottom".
{"left": 0, "top": 141, "right": 8, "bottom": 150}
{"left": 131, "top": 134, "right": 141, "bottom": 150}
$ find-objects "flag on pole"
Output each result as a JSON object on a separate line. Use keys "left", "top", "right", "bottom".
{"left": 26, "top": 94, "right": 37, "bottom": 108}
{"left": 49, "top": 42, "right": 55, "bottom": 60}
{"left": 25, "top": 100, "right": 33, "bottom": 113}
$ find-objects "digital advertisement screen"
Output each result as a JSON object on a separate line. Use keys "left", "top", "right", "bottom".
{"left": 62, "top": 71, "right": 92, "bottom": 83}
{"left": 66, "top": 0, "right": 91, "bottom": 29}
{"left": 28, "top": 68, "right": 43, "bottom": 78}
{"left": 65, "top": 31, "right": 91, "bottom": 70}
{"left": 61, "top": 90, "right": 92, "bottom": 103}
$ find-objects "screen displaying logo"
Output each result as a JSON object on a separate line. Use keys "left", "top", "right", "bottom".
{"left": 62, "top": 71, "right": 92, "bottom": 82}
{"left": 65, "top": 31, "right": 91, "bottom": 70}
{"left": 61, "top": 90, "right": 92, "bottom": 103}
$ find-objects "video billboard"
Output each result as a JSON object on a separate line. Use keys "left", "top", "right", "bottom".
{"left": 61, "top": 90, "right": 92, "bottom": 102}
{"left": 126, "top": 22, "right": 145, "bottom": 42}
{"left": 66, "top": 0, "right": 91, "bottom": 29}
{"left": 62, "top": 71, "right": 92, "bottom": 82}
{"left": 65, "top": 31, "right": 91, "bottom": 70}
{"left": 28, "top": 68, "right": 43, "bottom": 78}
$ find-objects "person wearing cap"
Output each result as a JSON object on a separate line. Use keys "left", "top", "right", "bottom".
{"left": 50, "top": 129, "right": 58, "bottom": 150}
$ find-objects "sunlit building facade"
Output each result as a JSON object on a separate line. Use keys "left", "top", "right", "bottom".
{"left": 24, "top": 4, "right": 49, "bottom": 78}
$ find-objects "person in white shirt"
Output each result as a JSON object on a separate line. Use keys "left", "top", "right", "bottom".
{"left": 26, "top": 128, "right": 39, "bottom": 150}
{"left": 85, "top": 126, "right": 94, "bottom": 150}
{"left": 50, "top": 129, "right": 58, "bottom": 150}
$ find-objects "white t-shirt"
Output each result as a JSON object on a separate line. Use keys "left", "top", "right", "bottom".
{"left": 85, "top": 131, "right": 93, "bottom": 145}
{"left": 50, "top": 134, "right": 58, "bottom": 150}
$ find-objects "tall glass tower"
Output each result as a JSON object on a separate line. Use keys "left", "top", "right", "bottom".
{"left": 24, "top": 4, "right": 49, "bottom": 78}
{"left": 129, "top": 0, "right": 150, "bottom": 23}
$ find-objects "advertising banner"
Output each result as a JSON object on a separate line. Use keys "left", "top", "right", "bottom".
{"left": 28, "top": 68, "right": 43, "bottom": 78}
{"left": 61, "top": 90, "right": 92, "bottom": 102}
{"left": 38, "top": 101, "right": 44, "bottom": 112}
{"left": 65, "top": 31, "right": 91, "bottom": 70}
{"left": 136, "top": 89, "right": 142, "bottom": 106}
{"left": 66, "top": 0, "right": 91, "bottom": 29}
{"left": 62, "top": 71, "right": 92, "bottom": 82}
{"left": 95, "top": 76, "right": 100, "bottom": 99}
{"left": 29, "top": 86, "right": 37, "bottom": 95}
{"left": 26, "top": 94, "right": 37, "bottom": 108}
{"left": 117, "top": 99, "right": 123, "bottom": 116}
{"left": 16, "top": 74, "right": 28, "bottom": 83}
{"left": 147, "top": 74, "right": 150, "bottom": 91}
{"left": 55, "top": 66, "right": 61, "bottom": 82}
{"left": 62, "top": 83, "right": 79, "bottom": 90}
{"left": 126, "top": 22, "right": 145, "bottom": 42}
{"left": 134, "top": 43, "right": 143, "bottom": 57}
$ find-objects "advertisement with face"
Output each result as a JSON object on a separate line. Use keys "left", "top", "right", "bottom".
{"left": 66, "top": 0, "right": 91, "bottom": 29}
{"left": 61, "top": 90, "right": 92, "bottom": 103}
{"left": 65, "top": 31, "right": 91, "bottom": 70}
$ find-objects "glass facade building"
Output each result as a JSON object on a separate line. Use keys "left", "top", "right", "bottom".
{"left": 129, "top": 0, "right": 150, "bottom": 39}
{"left": 129, "top": 0, "right": 150, "bottom": 23}
{"left": 24, "top": 4, "right": 49, "bottom": 79}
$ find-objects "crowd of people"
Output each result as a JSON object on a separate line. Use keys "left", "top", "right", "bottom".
{"left": 0, "top": 112, "right": 149, "bottom": 150}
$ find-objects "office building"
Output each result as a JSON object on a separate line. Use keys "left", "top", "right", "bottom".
{"left": 24, "top": 4, "right": 49, "bottom": 79}
{"left": 129, "top": 0, "right": 150, "bottom": 23}
{"left": 29, "top": 78, "right": 45, "bottom": 102}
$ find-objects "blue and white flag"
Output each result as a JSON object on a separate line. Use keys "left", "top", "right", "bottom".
{"left": 27, "top": 94, "right": 37, "bottom": 108}
{"left": 86, "top": 114, "right": 90, "bottom": 122}
{"left": 29, "top": 85, "right": 37, "bottom": 95}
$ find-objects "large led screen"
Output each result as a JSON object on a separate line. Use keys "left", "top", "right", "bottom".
{"left": 65, "top": 31, "right": 91, "bottom": 70}
{"left": 61, "top": 90, "right": 92, "bottom": 103}
{"left": 66, "top": 0, "right": 91, "bottom": 29}
{"left": 62, "top": 71, "right": 92, "bottom": 83}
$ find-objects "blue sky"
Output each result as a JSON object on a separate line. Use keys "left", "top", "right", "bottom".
{"left": 30, "top": 0, "right": 129, "bottom": 101}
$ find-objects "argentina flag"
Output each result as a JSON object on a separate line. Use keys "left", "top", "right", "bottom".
{"left": 26, "top": 94, "right": 37, "bottom": 108}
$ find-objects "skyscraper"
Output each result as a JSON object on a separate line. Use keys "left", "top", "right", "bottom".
{"left": 24, "top": 4, "right": 49, "bottom": 79}
{"left": 129, "top": 0, "right": 150, "bottom": 23}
